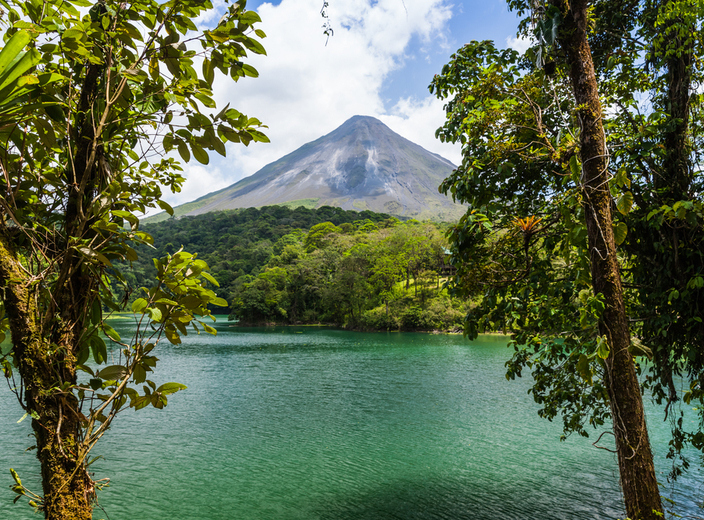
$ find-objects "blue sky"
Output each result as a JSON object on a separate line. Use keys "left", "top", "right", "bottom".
{"left": 169, "top": 0, "right": 528, "bottom": 207}
{"left": 379, "top": 0, "right": 522, "bottom": 104}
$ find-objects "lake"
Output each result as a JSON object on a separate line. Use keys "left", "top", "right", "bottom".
{"left": 1, "top": 320, "right": 701, "bottom": 519}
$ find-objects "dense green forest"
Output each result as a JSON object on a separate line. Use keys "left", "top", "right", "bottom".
{"left": 125, "top": 205, "right": 468, "bottom": 330}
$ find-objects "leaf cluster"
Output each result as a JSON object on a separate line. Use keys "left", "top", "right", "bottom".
{"left": 431, "top": 0, "right": 704, "bottom": 476}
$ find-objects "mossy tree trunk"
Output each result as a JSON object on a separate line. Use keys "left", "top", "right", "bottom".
{"left": 553, "top": 0, "right": 664, "bottom": 518}
{"left": 0, "top": 234, "right": 93, "bottom": 519}
{"left": 0, "top": 56, "right": 105, "bottom": 520}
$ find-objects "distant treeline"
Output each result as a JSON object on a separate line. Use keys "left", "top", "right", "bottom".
{"left": 121, "top": 205, "right": 468, "bottom": 331}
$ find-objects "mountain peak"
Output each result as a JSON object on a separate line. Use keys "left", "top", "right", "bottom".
{"left": 162, "top": 116, "right": 465, "bottom": 222}
{"left": 343, "top": 114, "right": 381, "bottom": 124}
{"left": 325, "top": 115, "right": 398, "bottom": 141}
{"left": 339, "top": 115, "right": 387, "bottom": 128}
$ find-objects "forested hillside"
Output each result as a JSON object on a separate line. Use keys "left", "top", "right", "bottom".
{"left": 123, "top": 206, "right": 467, "bottom": 330}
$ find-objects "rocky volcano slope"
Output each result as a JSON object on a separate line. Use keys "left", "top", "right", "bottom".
{"left": 161, "top": 115, "right": 464, "bottom": 222}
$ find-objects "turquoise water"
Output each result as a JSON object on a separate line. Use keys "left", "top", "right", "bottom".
{"left": 1, "top": 321, "right": 701, "bottom": 519}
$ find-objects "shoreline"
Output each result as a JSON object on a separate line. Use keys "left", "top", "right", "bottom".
{"left": 226, "top": 321, "right": 505, "bottom": 336}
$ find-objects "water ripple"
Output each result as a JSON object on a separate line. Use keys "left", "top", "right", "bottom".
{"left": 0, "top": 326, "right": 700, "bottom": 519}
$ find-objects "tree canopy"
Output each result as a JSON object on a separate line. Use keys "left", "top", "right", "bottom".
{"left": 0, "top": 0, "right": 266, "bottom": 517}
{"left": 225, "top": 216, "right": 464, "bottom": 329}
{"left": 432, "top": 0, "right": 703, "bottom": 517}
{"left": 117, "top": 205, "right": 399, "bottom": 311}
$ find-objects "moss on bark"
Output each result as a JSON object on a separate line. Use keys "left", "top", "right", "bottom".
{"left": 553, "top": 0, "right": 664, "bottom": 517}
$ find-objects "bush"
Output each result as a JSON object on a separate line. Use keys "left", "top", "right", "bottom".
{"left": 302, "top": 309, "right": 319, "bottom": 323}
{"left": 400, "top": 306, "right": 436, "bottom": 330}
{"left": 399, "top": 299, "right": 467, "bottom": 331}
{"left": 426, "top": 299, "right": 466, "bottom": 329}
{"left": 360, "top": 307, "right": 400, "bottom": 330}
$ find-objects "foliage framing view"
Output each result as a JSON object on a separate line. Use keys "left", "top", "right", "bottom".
{"left": 0, "top": 0, "right": 266, "bottom": 518}
{"left": 431, "top": 0, "right": 702, "bottom": 518}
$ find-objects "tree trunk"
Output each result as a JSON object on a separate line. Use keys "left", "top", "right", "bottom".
{"left": 0, "top": 234, "right": 93, "bottom": 519}
{"left": 659, "top": 41, "right": 692, "bottom": 199}
{"left": 31, "top": 362, "right": 93, "bottom": 520}
{"left": 554, "top": 0, "right": 664, "bottom": 518}
{"left": 0, "top": 58, "right": 104, "bottom": 520}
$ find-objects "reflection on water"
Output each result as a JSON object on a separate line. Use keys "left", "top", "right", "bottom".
{"left": 0, "top": 322, "right": 701, "bottom": 519}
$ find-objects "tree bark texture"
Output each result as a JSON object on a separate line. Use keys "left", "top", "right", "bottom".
{"left": 642, "top": 7, "right": 695, "bottom": 409}
{"left": 553, "top": 0, "right": 664, "bottom": 518}
{"left": 0, "top": 56, "right": 106, "bottom": 520}
{"left": 659, "top": 39, "right": 692, "bottom": 198}
{"left": 0, "top": 233, "right": 93, "bottom": 519}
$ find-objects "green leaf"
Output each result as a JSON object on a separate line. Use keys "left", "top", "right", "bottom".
{"left": 668, "top": 289, "right": 680, "bottom": 302}
{"left": 239, "top": 11, "right": 262, "bottom": 24}
{"left": 156, "top": 382, "right": 187, "bottom": 395}
{"left": 242, "top": 64, "right": 258, "bottom": 78}
{"left": 44, "top": 103, "right": 65, "bottom": 122}
{"left": 147, "top": 307, "right": 163, "bottom": 322}
{"left": 97, "top": 365, "right": 128, "bottom": 381}
{"left": 220, "top": 126, "right": 240, "bottom": 143}
{"left": 10, "top": 468, "right": 22, "bottom": 486}
{"left": 569, "top": 155, "right": 580, "bottom": 177}
{"left": 102, "top": 323, "right": 121, "bottom": 342}
{"left": 164, "top": 326, "right": 182, "bottom": 345}
{"left": 177, "top": 141, "right": 190, "bottom": 162}
{"left": 34, "top": 116, "right": 56, "bottom": 149}
{"left": 91, "top": 299, "right": 102, "bottom": 325}
{"left": 76, "top": 246, "right": 113, "bottom": 267}
{"left": 616, "top": 192, "right": 634, "bottom": 215}
{"left": 614, "top": 221, "right": 627, "bottom": 246}
{"left": 90, "top": 335, "right": 107, "bottom": 364}
{"left": 157, "top": 199, "right": 174, "bottom": 216}
{"left": 614, "top": 167, "right": 630, "bottom": 188}
{"left": 122, "top": 68, "right": 148, "bottom": 82}
{"left": 123, "top": 246, "right": 139, "bottom": 262}
{"left": 132, "top": 298, "right": 148, "bottom": 313}
{"left": 202, "top": 322, "right": 217, "bottom": 334}
{"left": 242, "top": 37, "right": 266, "bottom": 56}
{"left": 596, "top": 337, "right": 610, "bottom": 359}
{"left": 687, "top": 276, "right": 704, "bottom": 289}
{"left": 249, "top": 129, "right": 269, "bottom": 143}
{"left": 201, "top": 271, "right": 219, "bottom": 287}
{"left": 131, "top": 395, "right": 150, "bottom": 410}
{"left": 192, "top": 143, "right": 209, "bottom": 165}
{"left": 194, "top": 92, "right": 216, "bottom": 108}
{"left": 576, "top": 354, "right": 592, "bottom": 384}
{"left": 202, "top": 58, "right": 215, "bottom": 85}
{"left": 76, "top": 344, "right": 90, "bottom": 365}
{"left": 112, "top": 209, "right": 138, "bottom": 223}
{"left": 133, "top": 364, "right": 147, "bottom": 384}
{"left": 180, "top": 295, "right": 204, "bottom": 308}
{"left": 0, "top": 31, "right": 38, "bottom": 92}
{"left": 629, "top": 339, "right": 653, "bottom": 359}
{"left": 209, "top": 131, "right": 226, "bottom": 156}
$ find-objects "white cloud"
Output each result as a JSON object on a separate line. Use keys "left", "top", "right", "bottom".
{"left": 382, "top": 96, "right": 462, "bottom": 165}
{"left": 170, "top": 163, "right": 230, "bottom": 206}
{"left": 165, "top": 0, "right": 457, "bottom": 207}
{"left": 506, "top": 34, "right": 532, "bottom": 54}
